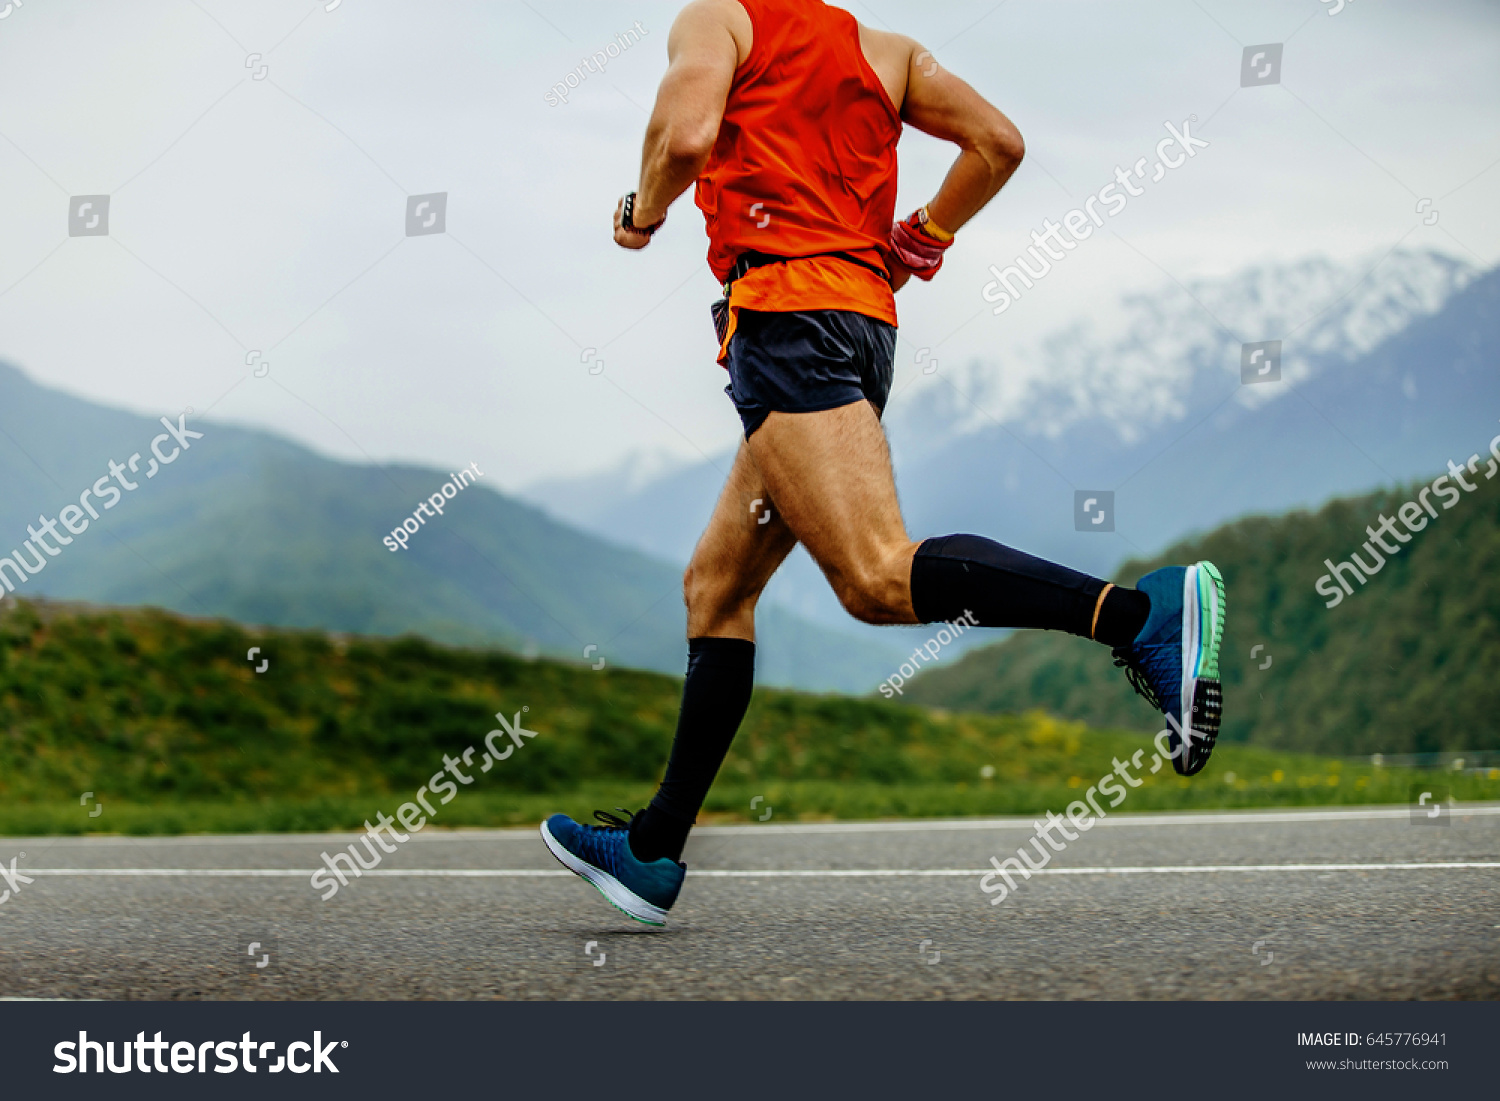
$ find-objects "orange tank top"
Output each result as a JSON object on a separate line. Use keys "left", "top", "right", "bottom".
{"left": 694, "top": 0, "right": 902, "bottom": 357}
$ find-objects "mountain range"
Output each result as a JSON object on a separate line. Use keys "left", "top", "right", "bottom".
{"left": 0, "top": 362, "right": 907, "bottom": 692}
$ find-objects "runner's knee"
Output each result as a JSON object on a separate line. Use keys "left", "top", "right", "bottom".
{"left": 684, "top": 558, "right": 749, "bottom": 618}
{"left": 831, "top": 558, "right": 910, "bottom": 625}
{"left": 832, "top": 576, "right": 894, "bottom": 623}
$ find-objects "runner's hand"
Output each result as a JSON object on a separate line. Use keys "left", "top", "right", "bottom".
{"left": 614, "top": 197, "right": 653, "bottom": 249}
{"left": 887, "top": 212, "right": 951, "bottom": 281}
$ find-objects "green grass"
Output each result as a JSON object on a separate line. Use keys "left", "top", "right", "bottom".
{"left": 0, "top": 786, "right": 651, "bottom": 837}
{"left": 3, "top": 760, "right": 1495, "bottom": 837}
{"left": 2, "top": 598, "right": 1496, "bottom": 837}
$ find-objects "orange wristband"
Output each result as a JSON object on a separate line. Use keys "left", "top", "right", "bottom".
{"left": 919, "top": 205, "right": 955, "bottom": 242}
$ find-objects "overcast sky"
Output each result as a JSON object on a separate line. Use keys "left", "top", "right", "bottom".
{"left": 1, "top": 0, "right": 1497, "bottom": 492}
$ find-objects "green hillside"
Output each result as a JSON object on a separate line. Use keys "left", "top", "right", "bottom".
{"left": 0, "top": 362, "right": 907, "bottom": 694}
{"left": 1, "top": 598, "right": 1494, "bottom": 836}
{"left": 902, "top": 463, "right": 1500, "bottom": 755}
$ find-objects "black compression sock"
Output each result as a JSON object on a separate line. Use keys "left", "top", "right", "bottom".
{"left": 909, "top": 533, "right": 1149, "bottom": 647}
{"left": 629, "top": 636, "right": 756, "bottom": 864}
{"left": 1094, "top": 584, "right": 1151, "bottom": 648}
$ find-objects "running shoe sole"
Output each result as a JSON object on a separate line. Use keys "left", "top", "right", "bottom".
{"left": 539, "top": 820, "right": 669, "bottom": 926}
{"left": 1176, "top": 560, "right": 1226, "bottom": 776}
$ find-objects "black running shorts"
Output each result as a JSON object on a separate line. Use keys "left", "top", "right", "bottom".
{"left": 724, "top": 308, "right": 897, "bottom": 438}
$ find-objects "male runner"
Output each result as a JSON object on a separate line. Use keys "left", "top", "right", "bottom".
{"left": 542, "top": 0, "right": 1225, "bottom": 925}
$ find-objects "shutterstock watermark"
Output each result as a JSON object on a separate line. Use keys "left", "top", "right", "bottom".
{"left": 310, "top": 706, "right": 538, "bottom": 899}
{"left": 0, "top": 852, "right": 32, "bottom": 906}
{"left": 981, "top": 117, "right": 1208, "bottom": 315}
{"left": 544, "top": 22, "right": 649, "bottom": 105}
{"left": 879, "top": 610, "right": 978, "bottom": 698}
{"left": 54, "top": 1031, "right": 344, "bottom": 1074}
{"left": 0, "top": 415, "right": 203, "bottom": 601}
{"left": 978, "top": 719, "right": 1194, "bottom": 904}
{"left": 1315, "top": 420, "right": 1500, "bottom": 609}
{"left": 384, "top": 463, "right": 484, "bottom": 551}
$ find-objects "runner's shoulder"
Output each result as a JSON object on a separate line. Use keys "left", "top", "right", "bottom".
{"left": 854, "top": 21, "right": 920, "bottom": 107}
{"left": 670, "top": 0, "right": 753, "bottom": 58}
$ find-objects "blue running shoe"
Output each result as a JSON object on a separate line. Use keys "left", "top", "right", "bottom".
{"left": 540, "top": 809, "right": 685, "bottom": 926}
{"left": 1112, "top": 561, "right": 1226, "bottom": 776}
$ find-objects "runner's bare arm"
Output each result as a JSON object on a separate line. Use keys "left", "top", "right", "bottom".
{"left": 896, "top": 42, "right": 1024, "bottom": 235}
{"left": 614, "top": 0, "right": 747, "bottom": 249}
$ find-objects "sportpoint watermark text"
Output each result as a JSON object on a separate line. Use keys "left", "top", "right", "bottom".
{"left": 545, "top": 22, "right": 649, "bottom": 105}
{"left": 879, "top": 610, "right": 978, "bottom": 697}
{"left": 385, "top": 463, "right": 484, "bottom": 551}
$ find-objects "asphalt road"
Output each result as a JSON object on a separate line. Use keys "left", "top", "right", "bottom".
{"left": 1, "top": 805, "right": 1497, "bottom": 1000}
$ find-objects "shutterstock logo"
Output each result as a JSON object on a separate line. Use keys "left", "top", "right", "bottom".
{"left": 740, "top": 491, "right": 774, "bottom": 530}
{"left": 405, "top": 193, "right": 447, "bottom": 236}
{"left": 1240, "top": 43, "right": 1283, "bottom": 86}
{"left": 69, "top": 195, "right": 110, "bottom": 236}
{"left": 0, "top": 852, "right": 33, "bottom": 905}
{"left": 1075, "top": 490, "right": 1114, "bottom": 532}
{"left": 1313, "top": 419, "right": 1500, "bottom": 609}
{"left": 979, "top": 118, "right": 1208, "bottom": 316}
{"left": 309, "top": 705, "right": 540, "bottom": 900}
{"left": 54, "top": 1031, "right": 345, "bottom": 1074}
{"left": 1410, "top": 784, "right": 1452, "bottom": 826}
{"left": 1241, "top": 340, "right": 1282, "bottom": 384}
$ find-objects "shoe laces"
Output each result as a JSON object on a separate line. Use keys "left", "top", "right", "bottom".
{"left": 1111, "top": 643, "right": 1172, "bottom": 714}
{"left": 592, "top": 808, "right": 635, "bottom": 829}
{"left": 574, "top": 808, "right": 636, "bottom": 869}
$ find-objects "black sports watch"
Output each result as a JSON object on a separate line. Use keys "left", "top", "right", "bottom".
{"left": 621, "top": 191, "right": 666, "bottom": 237}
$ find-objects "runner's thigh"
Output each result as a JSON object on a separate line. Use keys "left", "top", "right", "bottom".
{"left": 746, "top": 399, "right": 911, "bottom": 593}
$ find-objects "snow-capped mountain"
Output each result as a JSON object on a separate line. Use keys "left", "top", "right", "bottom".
{"left": 893, "top": 249, "right": 1477, "bottom": 448}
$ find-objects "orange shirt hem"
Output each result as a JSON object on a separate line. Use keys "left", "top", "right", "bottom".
{"left": 717, "top": 255, "right": 897, "bottom": 364}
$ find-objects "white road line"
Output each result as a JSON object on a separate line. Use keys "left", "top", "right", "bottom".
{"left": 17, "top": 862, "right": 1500, "bottom": 878}
{"left": 3, "top": 805, "right": 1497, "bottom": 847}
{"left": 21, "top": 868, "right": 568, "bottom": 877}
{"left": 698, "top": 806, "right": 1500, "bottom": 834}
